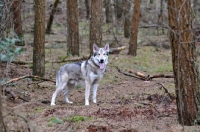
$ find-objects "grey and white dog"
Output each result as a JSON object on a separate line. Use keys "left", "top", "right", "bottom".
{"left": 51, "top": 43, "right": 109, "bottom": 106}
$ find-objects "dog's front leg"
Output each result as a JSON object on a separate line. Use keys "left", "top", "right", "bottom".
{"left": 92, "top": 84, "right": 99, "bottom": 104}
{"left": 85, "top": 81, "right": 91, "bottom": 106}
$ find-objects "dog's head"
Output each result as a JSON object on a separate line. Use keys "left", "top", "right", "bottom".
{"left": 93, "top": 43, "right": 109, "bottom": 70}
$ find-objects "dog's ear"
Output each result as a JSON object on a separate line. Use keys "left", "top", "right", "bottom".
{"left": 104, "top": 43, "right": 109, "bottom": 52}
{"left": 93, "top": 43, "right": 99, "bottom": 53}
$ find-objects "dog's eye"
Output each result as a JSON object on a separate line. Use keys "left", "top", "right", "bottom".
{"left": 98, "top": 53, "right": 100, "bottom": 56}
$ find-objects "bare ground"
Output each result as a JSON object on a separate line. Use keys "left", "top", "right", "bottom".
{"left": 1, "top": 35, "right": 200, "bottom": 132}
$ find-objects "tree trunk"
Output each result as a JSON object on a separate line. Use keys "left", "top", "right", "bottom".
{"left": 128, "top": 0, "right": 140, "bottom": 56}
{"left": 11, "top": 0, "right": 24, "bottom": 46}
{"left": 115, "top": 0, "right": 122, "bottom": 19}
{"left": 67, "top": 0, "right": 79, "bottom": 56}
{"left": 33, "top": 0, "right": 45, "bottom": 77}
{"left": 85, "top": 0, "right": 90, "bottom": 20}
{"left": 0, "top": 61, "right": 6, "bottom": 131}
{"left": 46, "top": 0, "right": 60, "bottom": 34}
{"left": 90, "top": 0, "right": 102, "bottom": 55}
{"left": 168, "top": 0, "right": 200, "bottom": 125}
{"left": 105, "top": 0, "right": 112, "bottom": 23}
{"left": 122, "top": 0, "right": 131, "bottom": 38}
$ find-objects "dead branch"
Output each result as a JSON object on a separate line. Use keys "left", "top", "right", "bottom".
{"left": 2, "top": 75, "right": 55, "bottom": 86}
{"left": 1, "top": 56, "right": 89, "bottom": 65}
{"left": 109, "top": 46, "right": 127, "bottom": 54}
{"left": 3, "top": 88, "right": 29, "bottom": 102}
{"left": 115, "top": 66, "right": 146, "bottom": 80}
{"left": 149, "top": 74, "right": 174, "bottom": 79}
{"left": 3, "top": 88, "right": 18, "bottom": 100}
{"left": 156, "top": 83, "right": 175, "bottom": 100}
{"left": 129, "top": 70, "right": 173, "bottom": 80}
{"left": 139, "top": 24, "right": 168, "bottom": 29}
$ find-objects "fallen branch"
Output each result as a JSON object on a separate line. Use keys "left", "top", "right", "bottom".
{"left": 109, "top": 46, "right": 127, "bottom": 54}
{"left": 129, "top": 70, "right": 173, "bottom": 81}
{"left": 115, "top": 66, "right": 146, "bottom": 80}
{"left": 3, "top": 88, "right": 29, "bottom": 102}
{"left": 2, "top": 75, "right": 55, "bottom": 86}
{"left": 1, "top": 56, "right": 89, "bottom": 65}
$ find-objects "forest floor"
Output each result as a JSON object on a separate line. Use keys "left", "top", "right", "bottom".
{"left": 2, "top": 33, "right": 200, "bottom": 132}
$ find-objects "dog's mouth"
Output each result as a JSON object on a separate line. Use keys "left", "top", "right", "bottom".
{"left": 99, "top": 59, "right": 105, "bottom": 69}
{"left": 99, "top": 62, "right": 105, "bottom": 69}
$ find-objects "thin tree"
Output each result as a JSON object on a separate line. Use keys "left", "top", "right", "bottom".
{"left": 90, "top": 0, "right": 102, "bottom": 55}
{"left": 67, "top": 0, "right": 79, "bottom": 56}
{"left": 11, "top": 0, "right": 24, "bottom": 46}
{"left": 122, "top": 0, "right": 131, "bottom": 38}
{"left": 85, "top": 0, "right": 90, "bottom": 20}
{"left": 128, "top": 0, "right": 141, "bottom": 56}
{"left": 168, "top": 0, "right": 200, "bottom": 125}
{"left": 0, "top": 62, "right": 6, "bottom": 132}
{"left": 33, "top": 0, "right": 45, "bottom": 77}
{"left": 115, "top": 0, "right": 122, "bottom": 19}
{"left": 105, "top": 0, "right": 112, "bottom": 23}
{"left": 46, "top": 0, "right": 60, "bottom": 34}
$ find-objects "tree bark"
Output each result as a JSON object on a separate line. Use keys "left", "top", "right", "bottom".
{"left": 11, "top": 0, "right": 24, "bottom": 46}
{"left": 33, "top": 0, "right": 45, "bottom": 77}
{"left": 168, "top": 0, "right": 200, "bottom": 125}
{"left": 122, "top": 0, "right": 131, "bottom": 38}
{"left": 67, "top": 0, "right": 79, "bottom": 56}
{"left": 85, "top": 0, "right": 90, "bottom": 20}
{"left": 115, "top": 0, "right": 122, "bottom": 19}
{"left": 128, "top": 0, "right": 141, "bottom": 56}
{"left": 90, "top": 0, "right": 102, "bottom": 55}
{"left": 46, "top": 0, "right": 60, "bottom": 34}
{"left": 105, "top": 0, "right": 112, "bottom": 23}
{"left": 0, "top": 61, "right": 6, "bottom": 132}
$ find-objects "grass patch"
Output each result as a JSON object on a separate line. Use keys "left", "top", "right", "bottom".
{"left": 49, "top": 117, "right": 63, "bottom": 124}
{"left": 35, "top": 107, "right": 44, "bottom": 113}
{"left": 63, "top": 115, "right": 91, "bottom": 123}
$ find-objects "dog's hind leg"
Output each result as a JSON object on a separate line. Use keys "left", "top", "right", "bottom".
{"left": 51, "top": 82, "right": 67, "bottom": 106}
{"left": 85, "top": 81, "right": 91, "bottom": 106}
{"left": 92, "top": 84, "right": 99, "bottom": 104}
{"left": 63, "top": 83, "right": 75, "bottom": 104}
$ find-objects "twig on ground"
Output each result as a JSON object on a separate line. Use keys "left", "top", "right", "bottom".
{"left": 156, "top": 83, "right": 175, "bottom": 100}
{"left": 3, "top": 88, "right": 29, "bottom": 102}
{"left": 115, "top": 66, "right": 146, "bottom": 80}
{"left": 2, "top": 75, "right": 55, "bottom": 86}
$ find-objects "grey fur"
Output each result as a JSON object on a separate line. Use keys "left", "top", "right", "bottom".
{"left": 51, "top": 43, "right": 109, "bottom": 106}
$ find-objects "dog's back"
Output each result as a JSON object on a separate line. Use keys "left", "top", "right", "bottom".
{"left": 56, "top": 62, "right": 84, "bottom": 87}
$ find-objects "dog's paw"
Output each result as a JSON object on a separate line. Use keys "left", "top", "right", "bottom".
{"left": 93, "top": 99, "right": 97, "bottom": 104}
{"left": 67, "top": 101, "right": 73, "bottom": 104}
{"left": 85, "top": 100, "right": 89, "bottom": 106}
{"left": 50, "top": 103, "right": 55, "bottom": 106}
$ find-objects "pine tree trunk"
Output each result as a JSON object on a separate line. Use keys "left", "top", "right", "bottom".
{"left": 11, "top": 0, "right": 24, "bottom": 46}
{"left": 67, "top": 0, "right": 79, "bottom": 56}
{"left": 168, "top": 0, "right": 200, "bottom": 125}
{"left": 85, "top": 0, "right": 90, "bottom": 20}
{"left": 123, "top": 0, "right": 131, "bottom": 38}
{"left": 105, "top": 0, "right": 112, "bottom": 23}
{"left": 128, "top": 0, "right": 140, "bottom": 56}
{"left": 90, "top": 0, "right": 102, "bottom": 55}
{"left": 0, "top": 61, "right": 6, "bottom": 132}
{"left": 33, "top": 0, "right": 45, "bottom": 77}
{"left": 115, "top": 0, "right": 122, "bottom": 19}
{"left": 46, "top": 0, "right": 60, "bottom": 34}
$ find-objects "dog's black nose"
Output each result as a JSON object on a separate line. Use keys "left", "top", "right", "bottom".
{"left": 100, "top": 59, "right": 104, "bottom": 63}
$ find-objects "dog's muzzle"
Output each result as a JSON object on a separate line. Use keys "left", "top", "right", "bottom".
{"left": 99, "top": 59, "right": 105, "bottom": 69}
